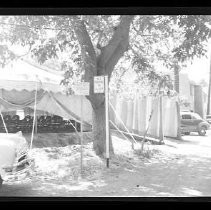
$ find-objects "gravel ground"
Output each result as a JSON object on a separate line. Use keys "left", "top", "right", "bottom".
{"left": 1, "top": 130, "right": 211, "bottom": 197}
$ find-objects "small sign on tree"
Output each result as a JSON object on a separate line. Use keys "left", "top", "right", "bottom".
{"left": 73, "top": 82, "right": 90, "bottom": 95}
{"left": 94, "top": 76, "right": 105, "bottom": 93}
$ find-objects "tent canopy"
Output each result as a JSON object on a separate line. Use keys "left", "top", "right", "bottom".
{"left": 0, "top": 59, "right": 92, "bottom": 125}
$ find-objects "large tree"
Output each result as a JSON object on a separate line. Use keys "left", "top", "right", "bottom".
{"left": 0, "top": 15, "right": 211, "bottom": 156}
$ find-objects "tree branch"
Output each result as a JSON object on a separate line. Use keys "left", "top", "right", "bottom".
{"left": 105, "top": 42, "right": 129, "bottom": 78}
{"left": 70, "top": 16, "right": 102, "bottom": 106}
{"left": 96, "top": 30, "right": 104, "bottom": 50}
{"left": 97, "top": 15, "right": 134, "bottom": 76}
{"left": 97, "top": 15, "right": 134, "bottom": 77}
{"left": 132, "top": 21, "right": 168, "bottom": 37}
{"left": 71, "top": 17, "right": 97, "bottom": 80}
{"left": 98, "top": 15, "right": 133, "bottom": 73}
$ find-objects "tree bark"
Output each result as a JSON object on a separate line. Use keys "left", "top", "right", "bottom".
{"left": 92, "top": 101, "right": 113, "bottom": 156}
{"left": 98, "top": 15, "right": 134, "bottom": 77}
{"left": 174, "top": 64, "right": 182, "bottom": 140}
{"left": 72, "top": 15, "right": 134, "bottom": 156}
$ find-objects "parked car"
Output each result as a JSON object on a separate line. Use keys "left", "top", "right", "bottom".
{"left": 0, "top": 131, "right": 33, "bottom": 187}
{"left": 206, "top": 115, "right": 211, "bottom": 124}
{"left": 180, "top": 111, "right": 210, "bottom": 136}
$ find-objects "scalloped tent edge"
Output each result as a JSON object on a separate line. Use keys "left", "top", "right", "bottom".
{"left": 0, "top": 59, "right": 92, "bottom": 126}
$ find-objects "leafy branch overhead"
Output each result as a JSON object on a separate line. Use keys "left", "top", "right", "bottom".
{"left": 0, "top": 15, "right": 210, "bottom": 93}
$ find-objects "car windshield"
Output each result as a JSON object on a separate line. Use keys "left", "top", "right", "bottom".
{"left": 191, "top": 113, "right": 202, "bottom": 120}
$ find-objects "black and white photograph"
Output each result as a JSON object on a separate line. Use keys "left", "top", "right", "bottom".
{"left": 0, "top": 10, "right": 211, "bottom": 198}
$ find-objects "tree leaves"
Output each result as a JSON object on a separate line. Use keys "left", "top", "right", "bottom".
{"left": 0, "top": 15, "right": 211, "bottom": 95}
{"left": 31, "top": 39, "right": 59, "bottom": 64}
{"left": 0, "top": 44, "right": 16, "bottom": 67}
{"left": 173, "top": 15, "right": 211, "bottom": 62}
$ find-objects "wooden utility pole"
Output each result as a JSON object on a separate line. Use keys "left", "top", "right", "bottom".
{"left": 174, "top": 64, "right": 182, "bottom": 140}
{"left": 207, "top": 51, "right": 211, "bottom": 116}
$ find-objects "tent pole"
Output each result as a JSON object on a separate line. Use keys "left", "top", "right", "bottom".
{"left": 0, "top": 111, "right": 8, "bottom": 134}
{"left": 30, "top": 83, "right": 38, "bottom": 150}
{"left": 109, "top": 120, "right": 131, "bottom": 142}
{"left": 35, "top": 116, "right": 38, "bottom": 134}
{"left": 109, "top": 101, "right": 137, "bottom": 145}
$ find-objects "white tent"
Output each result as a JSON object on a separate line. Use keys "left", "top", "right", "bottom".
{"left": 0, "top": 59, "right": 92, "bottom": 126}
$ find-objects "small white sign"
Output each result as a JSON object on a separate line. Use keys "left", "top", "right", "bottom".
{"left": 73, "top": 82, "right": 90, "bottom": 95}
{"left": 94, "top": 76, "right": 105, "bottom": 93}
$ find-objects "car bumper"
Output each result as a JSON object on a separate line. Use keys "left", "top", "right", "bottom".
{"left": 1, "top": 158, "right": 34, "bottom": 181}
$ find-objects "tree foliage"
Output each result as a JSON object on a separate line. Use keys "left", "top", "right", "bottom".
{"left": 173, "top": 15, "right": 211, "bottom": 61}
{"left": 0, "top": 15, "right": 210, "bottom": 86}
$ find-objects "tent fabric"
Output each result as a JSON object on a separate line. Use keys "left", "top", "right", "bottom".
{"left": 53, "top": 93, "right": 92, "bottom": 124}
{"left": 0, "top": 89, "right": 45, "bottom": 107}
{"left": 0, "top": 80, "right": 64, "bottom": 93}
{"left": 0, "top": 59, "right": 64, "bottom": 93}
{"left": 33, "top": 92, "right": 92, "bottom": 125}
{"left": 0, "top": 90, "right": 92, "bottom": 125}
{"left": 0, "top": 59, "right": 93, "bottom": 125}
{"left": 0, "top": 59, "right": 63, "bottom": 83}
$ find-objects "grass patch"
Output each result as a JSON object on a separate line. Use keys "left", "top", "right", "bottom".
{"left": 134, "top": 147, "right": 161, "bottom": 159}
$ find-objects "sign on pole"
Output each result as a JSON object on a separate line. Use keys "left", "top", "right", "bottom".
{"left": 73, "top": 82, "right": 90, "bottom": 95}
{"left": 94, "top": 76, "right": 105, "bottom": 93}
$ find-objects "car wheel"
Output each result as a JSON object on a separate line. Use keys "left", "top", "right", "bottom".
{"left": 198, "top": 126, "right": 207, "bottom": 136}
{"left": 0, "top": 175, "right": 3, "bottom": 188}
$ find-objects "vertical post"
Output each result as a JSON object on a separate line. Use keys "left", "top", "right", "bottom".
{"left": 207, "top": 50, "right": 211, "bottom": 115}
{"left": 80, "top": 96, "right": 83, "bottom": 177}
{"left": 105, "top": 75, "right": 110, "bottom": 168}
{"left": 0, "top": 106, "right": 8, "bottom": 134}
{"left": 30, "top": 82, "right": 38, "bottom": 150}
{"left": 35, "top": 116, "right": 38, "bottom": 134}
{"left": 159, "top": 95, "right": 164, "bottom": 143}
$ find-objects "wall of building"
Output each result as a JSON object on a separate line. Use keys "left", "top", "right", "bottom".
{"left": 194, "top": 85, "right": 204, "bottom": 118}
{"left": 179, "top": 73, "right": 206, "bottom": 118}
{"left": 179, "top": 73, "right": 193, "bottom": 111}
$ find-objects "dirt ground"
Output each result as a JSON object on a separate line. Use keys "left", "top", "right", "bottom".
{"left": 1, "top": 130, "right": 211, "bottom": 197}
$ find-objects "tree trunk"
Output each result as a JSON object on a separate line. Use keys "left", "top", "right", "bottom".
{"left": 92, "top": 101, "right": 113, "bottom": 156}
{"left": 174, "top": 64, "right": 182, "bottom": 140}
{"left": 72, "top": 15, "right": 134, "bottom": 156}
